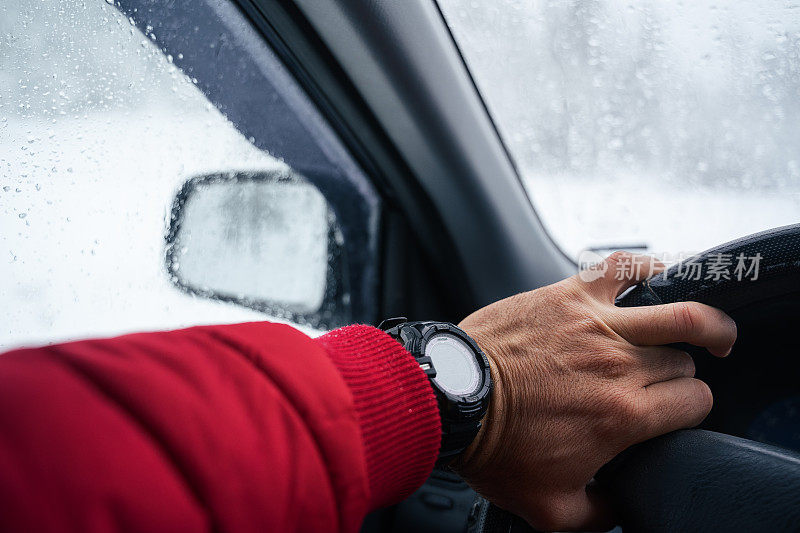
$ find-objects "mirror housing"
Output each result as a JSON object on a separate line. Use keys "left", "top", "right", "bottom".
{"left": 165, "top": 170, "right": 351, "bottom": 329}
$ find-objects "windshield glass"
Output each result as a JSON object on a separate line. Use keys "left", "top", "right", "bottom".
{"left": 437, "top": 0, "right": 800, "bottom": 260}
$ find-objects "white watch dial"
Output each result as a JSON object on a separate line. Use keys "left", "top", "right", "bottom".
{"left": 424, "top": 333, "right": 481, "bottom": 396}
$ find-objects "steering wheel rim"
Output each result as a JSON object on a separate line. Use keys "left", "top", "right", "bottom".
{"left": 616, "top": 222, "right": 800, "bottom": 312}
{"left": 478, "top": 224, "right": 800, "bottom": 533}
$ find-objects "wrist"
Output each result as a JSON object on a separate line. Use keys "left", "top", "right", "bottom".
{"left": 452, "top": 324, "right": 508, "bottom": 477}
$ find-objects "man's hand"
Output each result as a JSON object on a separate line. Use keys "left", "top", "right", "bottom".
{"left": 455, "top": 252, "right": 737, "bottom": 532}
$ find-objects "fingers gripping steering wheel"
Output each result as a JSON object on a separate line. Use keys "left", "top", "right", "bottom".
{"left": 476, "top": 224, "right": 800, "bottom": 533}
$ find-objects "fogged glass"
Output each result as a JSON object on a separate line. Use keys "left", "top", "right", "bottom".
{"left": 172, "top": 176, "right": 330, "bottom": 314}
{"left": 438, "top": 0, "right": 800, "bottom": 259}
{"left": 1, "top": 0, "right": 349, "bottom": 349}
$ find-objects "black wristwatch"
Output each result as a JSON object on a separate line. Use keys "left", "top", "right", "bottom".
{"left": 380, "top": 318, "right": 493, "bottom": 464}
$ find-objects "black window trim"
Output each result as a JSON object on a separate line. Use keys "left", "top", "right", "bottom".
{"left": 244, "top": 0, "right": 575, "bottom": 310}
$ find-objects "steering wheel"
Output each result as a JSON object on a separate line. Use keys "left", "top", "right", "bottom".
{"left": 474, "top": 224, "right": 800, "bottom": 532}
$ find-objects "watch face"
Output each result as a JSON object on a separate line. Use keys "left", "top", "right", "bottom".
{"left": 425, "top": 333, "right": 482, "bottom": 396}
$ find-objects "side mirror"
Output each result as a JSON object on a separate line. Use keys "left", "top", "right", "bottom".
{"left": 165, "top": 170, "right": 350, "bottom": 329}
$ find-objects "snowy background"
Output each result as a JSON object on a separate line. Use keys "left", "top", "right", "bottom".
{"left": 3, "top": 0, "right": 800, "bottom": 349}
{"left": 0, "top": 0, "right": 315, "bottom": 350}
{"left": 439, "top": 0, "right": 800, "bottom": 258}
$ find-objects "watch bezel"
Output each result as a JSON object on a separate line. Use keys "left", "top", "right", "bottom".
{"left": 416, "top": 322, "right": 491, "bottom": 407}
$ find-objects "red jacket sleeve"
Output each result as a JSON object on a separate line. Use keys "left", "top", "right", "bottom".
{"left": 0, "top": 322, "right": 441, "bottom": 533}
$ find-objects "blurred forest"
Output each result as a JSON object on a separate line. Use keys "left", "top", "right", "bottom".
{"left": 440, "top": 0, "right": 800, "bottom": 191}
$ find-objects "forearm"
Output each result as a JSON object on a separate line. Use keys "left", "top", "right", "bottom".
{"left": 0, "top": 322, "right": 440, "bottom": 532}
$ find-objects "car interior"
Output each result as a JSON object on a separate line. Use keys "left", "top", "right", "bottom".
{"left": 4, "top": 0, "right": 800, "bottom": 531}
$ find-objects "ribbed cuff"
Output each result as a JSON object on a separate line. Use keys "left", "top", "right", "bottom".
{"left": 316, "top": 325, "right": 441, "bottom": 509}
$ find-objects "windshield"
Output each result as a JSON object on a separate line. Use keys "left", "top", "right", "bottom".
{"left": 437, "top": 0, "right": 800, "bottom": 260}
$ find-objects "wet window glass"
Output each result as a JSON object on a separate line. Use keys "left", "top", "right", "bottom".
{"left": 1, "top": 0, "right": 377, "bottom": 349}
{"left": 438, "top": 0, "right": 800, "bottom": 260}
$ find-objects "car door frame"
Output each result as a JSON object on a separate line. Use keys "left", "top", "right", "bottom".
{"left": 233, "top": 0, "right": 574, "bottom": 323}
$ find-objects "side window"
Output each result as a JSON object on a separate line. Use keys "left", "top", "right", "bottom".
{"left": 438, "top": 1, "right": 800, "bottom": 261}
{"left": 1, "top": 0, "right": 380, "bottom": 350}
